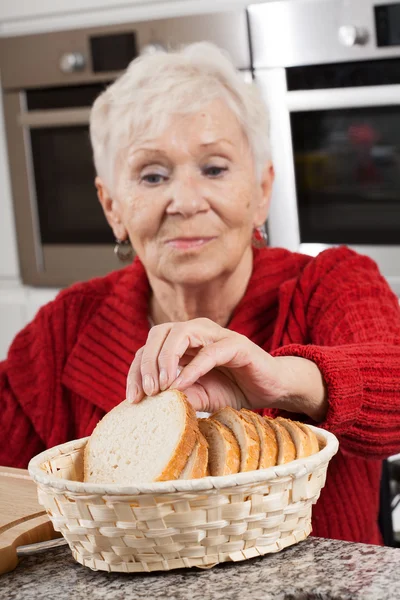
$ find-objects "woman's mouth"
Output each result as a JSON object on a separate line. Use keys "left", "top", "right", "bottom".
{"left": 166, "top": 237, "right": 216, "bottom": 250}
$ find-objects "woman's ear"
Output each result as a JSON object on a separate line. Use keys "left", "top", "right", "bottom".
{"left": 95, "top": 176, "right": 128, "bottom": 241}
{"left": 254, "top": 161, "right": 275, "bottom": 227}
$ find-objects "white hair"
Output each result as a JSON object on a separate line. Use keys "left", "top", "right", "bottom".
{"left": 89, "top": 42, "right": 270, "bottom": 192}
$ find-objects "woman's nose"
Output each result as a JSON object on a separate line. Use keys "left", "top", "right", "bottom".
{"left": 166, "top": 174, "right": 209, "bottom": 217}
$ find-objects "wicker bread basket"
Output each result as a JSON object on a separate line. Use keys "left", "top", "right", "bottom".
{"left": 28, "top": 426, "right": 338, "bottom": 573}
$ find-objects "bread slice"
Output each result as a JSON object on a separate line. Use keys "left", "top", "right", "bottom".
{"left": 212, "top": 407, "right": 260, "bottom": 472}
{"left": 295, "top": 422, "right": 320, "bottom": 456}
{"left": 264, "top": 417, "right": 296, "bottom": 464}
{"left": 84, "top": 390, "right": 198, "bottom": 484}
{"left": 240, "top": 409, "right": 278, "bottom": 469}
{"left": 179, "top": 431, "right": 209, "bottom": 479}
{"left": 198, "top": 418, "right": 240, "bottom": 476}
{"left": 275, "top": 417, "right": 312, "bottom": 459}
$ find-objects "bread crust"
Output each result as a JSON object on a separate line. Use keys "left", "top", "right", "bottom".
{"left": 264, "top": 417, "right": 296, "bottom": 464}
{"left": 295, "top": 421, "right": 320, "bottom": 455}
{"left": 275, "top": 417, "right": 311, "bottom": 459}
{"left": 190, "top": 431, "right": 209, "bottom": 479}
{"left": 212, "top": 407, "right": 259, "bottom": 472}
{"left": 199, "top": 418, "right": 240, "bottom": 476}
{"left": 179, "top": 435, "right": 199, "bottom": 480}
{"left": 179, "top": 430, "right": 208, "bottom": 479}
{"left": 241, "top": 409, "right": 278, "bottom": 469}
{"left": 156, "top": 391, "right": 198, "bottom": 481}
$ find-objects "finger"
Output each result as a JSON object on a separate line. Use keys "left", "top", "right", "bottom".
{"left": 170, "top": 338, "right": 249, "bottom": 390}
{"left": 183, "top": 372, "right": 248, "bottom": 413}
{"left": 180, "top": 382, "right": 211, "bottom": 412}
{"left": 126, "top": 340, "right": 198, "bottom": 403}
{"left": 127, "top": 354, "right": 184, "bottom": 404}
{"left": 126, "top": 346, "right": 146, "bottom": 403}
{"left": 177, "top": 352, "right": 195, "bottom": 367}
{"left": 157, "top": 318, "right": 221, "bottom": 390}
{"left": 140, "top": 324, "right": 173, "bottom": 396}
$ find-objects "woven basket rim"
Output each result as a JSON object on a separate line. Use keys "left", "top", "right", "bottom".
{"left": 28, "top": 424, "right": 338, "bottom": 495}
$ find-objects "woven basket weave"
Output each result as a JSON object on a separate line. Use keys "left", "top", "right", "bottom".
{"left": 28, "top": 425, "right": 338, "bottom": 573}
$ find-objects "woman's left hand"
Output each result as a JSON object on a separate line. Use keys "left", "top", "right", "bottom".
{"left": 126, "top": 318, "right": 328, "bottom": 420}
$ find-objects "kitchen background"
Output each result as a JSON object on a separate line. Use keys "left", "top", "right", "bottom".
{"left": 0, "top": 0, "right": 255, "bottom": 361}
{"left": 0, "top": 0, "right": 399, "bottom": 543}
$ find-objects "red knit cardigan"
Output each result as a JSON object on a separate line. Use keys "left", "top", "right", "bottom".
{"left": 1, "top": 246, "right": 400, "bottom": 544}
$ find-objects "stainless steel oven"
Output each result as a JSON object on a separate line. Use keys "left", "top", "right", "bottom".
{"left": 0, "top": 12, "right": 250, "bottom": 287}
{"left": 249, "top": 0, "right": 400, "bottom": 294}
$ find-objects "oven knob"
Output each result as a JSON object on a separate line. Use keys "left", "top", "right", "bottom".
{"left": 59, "top": 52, "right": 86, "bottom": 73}
{"left": 140, "top": 43, "right": 167, "bottom": 55}
{"left": 338, "top": 25, "right": 369, "bottom": 47}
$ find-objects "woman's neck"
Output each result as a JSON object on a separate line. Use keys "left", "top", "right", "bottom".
{"left": 148, "top": 248, "right": 253, "bottom": 328}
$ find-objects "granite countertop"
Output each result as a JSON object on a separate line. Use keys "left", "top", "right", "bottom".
{"left": 2, "top": 537, "right": 400, "bottom": 600}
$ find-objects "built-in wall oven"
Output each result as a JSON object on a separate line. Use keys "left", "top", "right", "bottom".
{"left": 0, "top": 12, "right": 250, "bottom": 287}
{"left": 249, "top": 0, "right": 400, "bottom": 294}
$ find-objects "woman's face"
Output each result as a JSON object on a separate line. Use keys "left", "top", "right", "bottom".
{"left": 97, "top": 99, "right": 274, "bottom": 286}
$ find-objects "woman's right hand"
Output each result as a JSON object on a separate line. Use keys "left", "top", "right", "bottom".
{"left": 126, "top": 318, "right": 327, "bottom": 420}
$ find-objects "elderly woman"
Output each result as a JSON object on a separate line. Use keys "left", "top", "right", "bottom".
{"left": 1, "top": 43, "right": 400, "bottom": 546}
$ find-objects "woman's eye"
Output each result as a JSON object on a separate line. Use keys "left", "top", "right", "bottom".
{"left": 203, "top": 166, "right": 228, "bottom": 178}
{"left": 141, "top": 173, "right": 167, "bottom": 185}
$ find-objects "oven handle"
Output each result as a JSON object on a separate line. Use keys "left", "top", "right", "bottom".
{"left": 19, "top": 107, "right": 91, "bottom": 128}
{"left": 286, "top": 84, "right": 400, "bottom": 112}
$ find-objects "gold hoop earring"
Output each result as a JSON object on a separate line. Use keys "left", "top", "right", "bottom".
{"left": 114, "top": 238, "right": 134, "bottom": 262}
{"left": 252, "top": 225, "right": 268, "bottom": 249}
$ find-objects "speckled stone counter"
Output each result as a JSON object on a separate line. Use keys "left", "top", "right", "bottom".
{"left": 2, "top": 537, "right": 400, "bottom": 600}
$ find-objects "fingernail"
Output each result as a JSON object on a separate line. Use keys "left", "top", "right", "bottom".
{"left": 126, "top": 382, "right": 138, "bottom": 404}
{"left": 143, "top": 374, "right": 155, "bottom": 396}
{"left": 126, "top": 382, "right": 132, "bottom": 402}
{"left": 159, "top": 369, "right": 168, "bottom": 391}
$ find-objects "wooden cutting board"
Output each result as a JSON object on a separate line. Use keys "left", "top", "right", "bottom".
{"left": 0, "top": 466, "right": 61, "bottom": 575}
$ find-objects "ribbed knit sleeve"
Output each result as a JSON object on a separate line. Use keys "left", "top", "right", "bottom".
{"left": 270, "top": 246, "right": 400, "bottom": 460}
{"left": 0, "top": 291, "right": 102, "bottom": 468}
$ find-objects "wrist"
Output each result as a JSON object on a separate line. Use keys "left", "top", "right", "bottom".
{"left": 274, "top": 356, "right": 328, "bottom": 422}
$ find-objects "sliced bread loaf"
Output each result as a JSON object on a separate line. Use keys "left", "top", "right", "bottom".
{"left": 240, "top": 409, "right": 278, "bottom": 469}
{"left": 212, "top": 407, "right": 260, "bottom": 472}
{"left": 275, "top": 417, "right": 312, "bottom": 459}
{"left": 179, "top": 431, "right": 209, "bottom": 479}
{"left": 295, "top": 421, "right": 320, "bottom": 455}
{"left": 84, "top": 390, "right": 198, "bottom": 484}
{"left": 264, "top": 416, "right": 296, "bottom": 464}
{"left": 198, "top": 418, "right": 240, "bottom": 476}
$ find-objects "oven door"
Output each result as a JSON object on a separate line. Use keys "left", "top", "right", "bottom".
{"left": 256, "top": 70, "right": 400, "bottom": 295}
{"left": 3, "top": 90, "right": 121, "bottom": 287}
